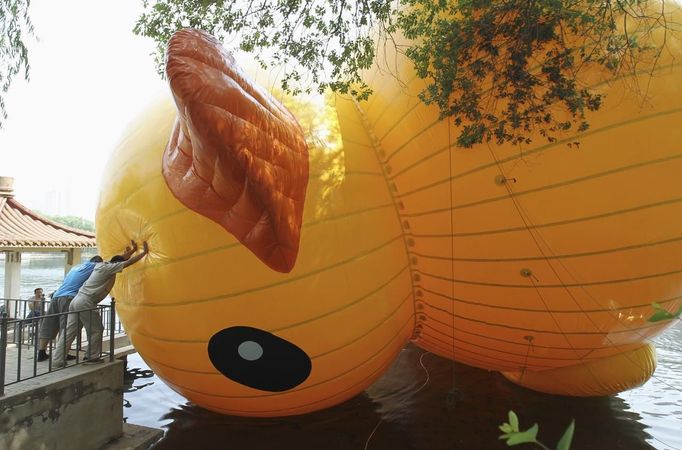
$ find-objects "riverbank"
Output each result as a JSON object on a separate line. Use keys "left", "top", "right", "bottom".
{"left": 1, "top": 357, "right": 162, "bottom": 450}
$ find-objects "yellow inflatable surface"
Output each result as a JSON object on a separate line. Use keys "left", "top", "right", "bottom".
{"left": 97, "top": 9, "right": 682, "bottom": 416}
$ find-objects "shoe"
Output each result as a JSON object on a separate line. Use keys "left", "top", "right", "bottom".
{"left": 84, "top": 358, "right": 105, "bottom": 364}
{"left": 66, "top": 355, "right": 77, "bottom": 361}
{"left": 37, "top": 351, "right": 50, "bottom": 362}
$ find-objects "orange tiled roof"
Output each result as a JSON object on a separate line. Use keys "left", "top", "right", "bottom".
{"left": 0, "top": 197, "right": 96, "bottom": 248}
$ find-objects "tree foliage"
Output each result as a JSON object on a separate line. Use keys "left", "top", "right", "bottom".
{"left": 40, "top": 213, "right": 96, "bottom": 232}
{"left": 134, "top": 0, "right": 671, "bottom": 148}
{"left": 134, "top": 0, "right": 394, "bottom": 100}
{"left": 399, "top": 0, "right": 669, "bottom": 147}
{"left": 0, "top": 1, "right": 673, "bottom": 147}
{"left": 0, "top": 0, "right": 33, "bottom": 127}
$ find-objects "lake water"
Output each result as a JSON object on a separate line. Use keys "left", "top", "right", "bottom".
{"left": 0, "top": 251, "right": 98, "bottom": 299}
{"left": 3, "top": 253, "right": 681, "bottom": 449}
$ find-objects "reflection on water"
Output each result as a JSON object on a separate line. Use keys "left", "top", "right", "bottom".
{"left": 618, "top": 324, "right": 682, "bottom": 450}
{"left": 4, "top": 254, "right": 681, "bottom": 449}
{"left": 124, "top": 324, "right": 681, "bottom": 450}
{"left": 122, "top": 367, "right": 156, "bottom": 409}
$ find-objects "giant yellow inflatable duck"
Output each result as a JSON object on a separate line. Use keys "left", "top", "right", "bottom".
{"left": 97, "top": 6, "right": 682, "bottom": 416}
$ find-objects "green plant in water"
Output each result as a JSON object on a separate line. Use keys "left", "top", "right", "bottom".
{"left": 499, "top": 410, "right": 575, "bottom": 450}
{"left": 647, "top": 303, "right": 682, "bottom": 322}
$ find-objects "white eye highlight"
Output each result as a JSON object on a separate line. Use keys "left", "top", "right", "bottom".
{"left": 238, "top": 340, "right": 264, "bottom": 361}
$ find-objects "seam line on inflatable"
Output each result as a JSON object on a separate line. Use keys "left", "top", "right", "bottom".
{"left": 418, "top": 284, "right": 682, "bottom": 312}
{"left": 351, "top": 98, "right": 421, "bottom": 341}
{"left": 120, "top": 233, "right": 405, "bottom": 306}
{"left": 392, "top": 108, "right": 682, "bottom": 198}
{"left": 144, "top": 314, "right": 416, "bottom": 400}
{"left": 380, "top": 62, "right": 682, "bottom": 166}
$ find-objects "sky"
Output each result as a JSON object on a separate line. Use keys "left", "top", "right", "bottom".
{"left": 0, "top": 1, "right": 167, "bottom": 221}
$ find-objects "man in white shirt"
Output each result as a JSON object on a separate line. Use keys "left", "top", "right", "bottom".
{"left": 53, "top": 241, "right": 149, "bottom": 367}
{"left": 26, "top": 287, "right": 44, "bottom": 319}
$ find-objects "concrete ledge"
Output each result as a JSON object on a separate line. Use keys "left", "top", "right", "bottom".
{"left": 0, "top": 360, "right": 124, "bottom": 450}
{"left": 110, "top": 333, "right": 131, "bottom": 350}
{"left": 100, "top": 423, "right": 163, "bottom": 450}
{"left": 114, "top": 345, "right": 137, "bottom": 359}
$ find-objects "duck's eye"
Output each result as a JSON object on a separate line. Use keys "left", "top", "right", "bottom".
{"left": 208, "top": 326, "right": 312, "bottom": 392}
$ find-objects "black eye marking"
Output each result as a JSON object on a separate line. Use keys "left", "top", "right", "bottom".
{"left": 208, "top": 326, "right": 312, "bottom": 392}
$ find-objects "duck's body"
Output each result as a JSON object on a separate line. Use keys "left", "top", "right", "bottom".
{"left": 97, "top": 12, "right": 682, "bottom": 416}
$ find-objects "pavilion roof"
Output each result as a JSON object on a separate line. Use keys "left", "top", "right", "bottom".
{"left": 0, "top": 197, "right": 96, "bottom": 249}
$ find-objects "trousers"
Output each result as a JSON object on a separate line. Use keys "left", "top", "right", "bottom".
{"left": 53, "top": 295, "right": 103, "bottom": 366}
{"left": 39, "top": 296, "right": 74, "bottom": 340}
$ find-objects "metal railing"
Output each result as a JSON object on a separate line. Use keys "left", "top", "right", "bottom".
{"left": 0, "top": 298, "right": 48, "bottom": 322}
{"left": 0, "top": 298, "right": 124, "bottom": 395}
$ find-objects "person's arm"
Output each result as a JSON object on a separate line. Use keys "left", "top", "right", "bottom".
{"left": 120, "top": 240, "right": 138, "bottom": 260}
{"left": 122, "top": 241, "right": 149, "bottom": 268}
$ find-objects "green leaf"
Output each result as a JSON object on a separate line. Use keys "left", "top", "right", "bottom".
{"left": 499, "top": 423, "right": 513, "bottom": 433}
{"left": 557, "top": 420, "right": 575, "bottom": 450}
{"left": 647, "top": 302, "right": 682, "bottom": 322}
{"left": 504, "top": 423, "right": 539, "bottom": 446}
{"left": 648, "top": 310, "right": 675, "bottom": 322}
{"left": 499, "top": 423, "right": 539, "bottom": 447}
{"left": 508, "top": 410, "right": 520, "bottom": 432}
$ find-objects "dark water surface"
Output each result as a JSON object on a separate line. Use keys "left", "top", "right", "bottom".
{"left": 3, "top": 254, "right": 681, "bottom": 449}
{"left": 122, "top": 325, "right": 682, "bottom": 450}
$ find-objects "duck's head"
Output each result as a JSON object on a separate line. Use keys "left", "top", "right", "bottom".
{"left": 95, "top": 28, "right": 414, "bottom": 416}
